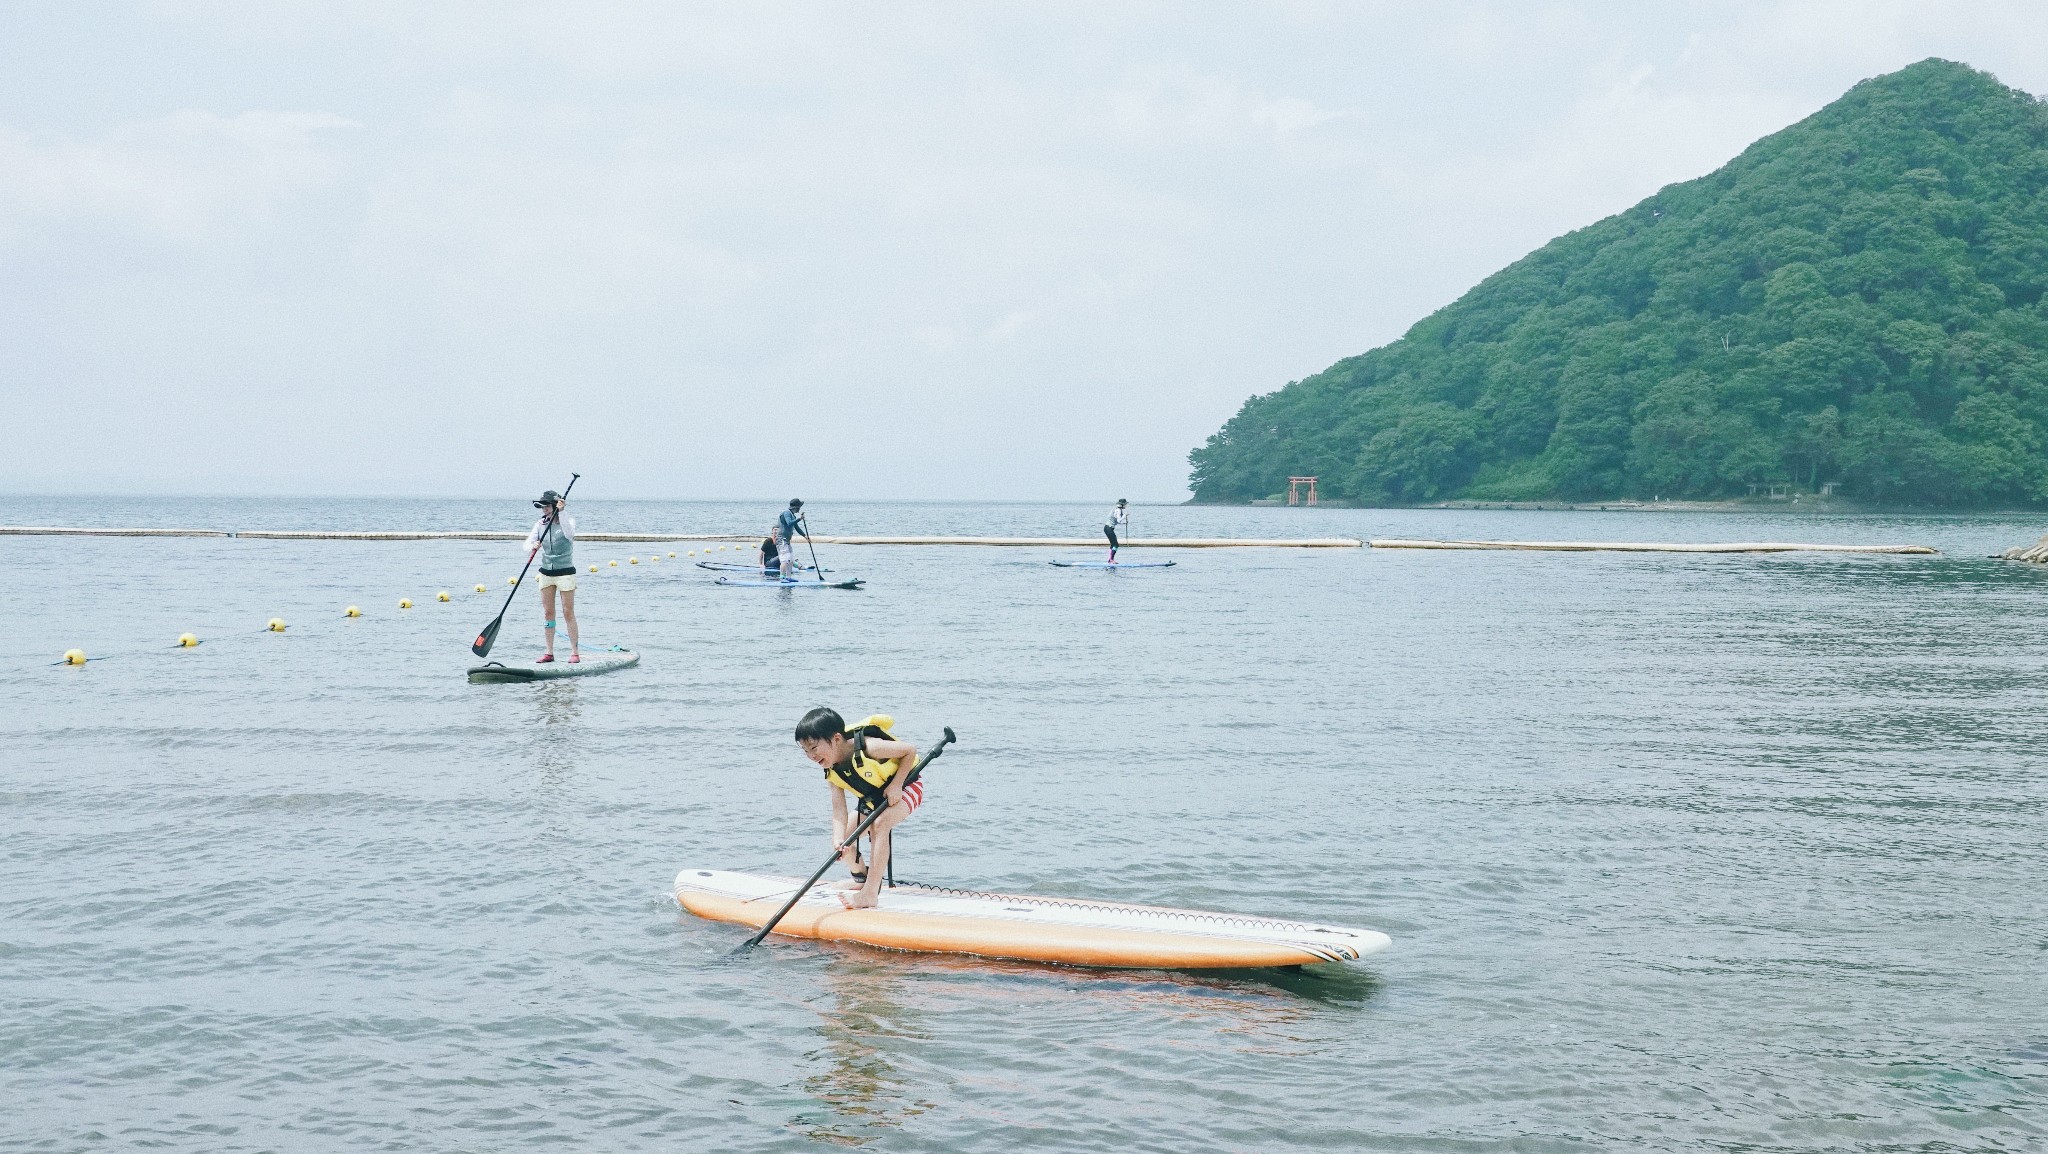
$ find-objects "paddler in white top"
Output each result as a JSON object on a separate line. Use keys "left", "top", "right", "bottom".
{"left": 795, "top": 706, "right": 923, "bottom": 910}
{"left": 524, "top": 490, "right": 579, "bottom": 663}
{"left": 1104, "top": 498, "right": 1129, "bottom": 562}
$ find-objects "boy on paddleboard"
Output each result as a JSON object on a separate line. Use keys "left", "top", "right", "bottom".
{"left": 525, "top": 490, "right": 579, "bottom": 663}
{"left": 795, "top": 707, "right": 921, "bottom": 909}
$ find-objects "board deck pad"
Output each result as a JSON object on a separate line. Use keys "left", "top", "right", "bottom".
{"left": 715, "top": 576, "right": 864, "bottom": 589}
{"left": 467, "top": 648, "right": 639, "bottom": 681}
{"left": 1048, "top": 559, "right": 1178, "bottom": 569}
{"left": 675, "top": 868, "right": 1389, "bottom": 969}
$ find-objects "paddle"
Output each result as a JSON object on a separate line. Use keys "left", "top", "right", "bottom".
{"left": 733, "top": 726, "right": 956, "bottom": 954}
{"left": 472, "top": 472, "right": 578, "bottom": 657}
{"left": 798, "top": 514, "right": 827, "bottom": 582}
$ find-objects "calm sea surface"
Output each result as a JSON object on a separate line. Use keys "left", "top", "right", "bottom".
{"left": 5, "top": 497, "right": 2048, "bottom": 1152}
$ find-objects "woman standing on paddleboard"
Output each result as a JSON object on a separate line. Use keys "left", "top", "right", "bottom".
{"left": 1104, "top": 498, "right": 1129, "bottom": 562}
{"left": 525, "top": 491, "right": 580, "bottom": 664}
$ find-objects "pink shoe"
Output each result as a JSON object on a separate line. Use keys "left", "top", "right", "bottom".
{"left": 535, "top": 653, "right": 555, "bottom": 663}
{"left": 567, "top": 653, "right": 580, "bottom": 664}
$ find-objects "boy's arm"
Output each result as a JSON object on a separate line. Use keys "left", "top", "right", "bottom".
{"left": 864, "top": 738, "right": 920, "bottom": 804}
{"left": 829, "top": 785, "right": 851, "bottom": 846}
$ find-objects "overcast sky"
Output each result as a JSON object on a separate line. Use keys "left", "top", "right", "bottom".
{"left": 4, "top": 1, "right": 2045, "bottom": 501}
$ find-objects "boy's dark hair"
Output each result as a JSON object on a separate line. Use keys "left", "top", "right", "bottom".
{"left": 795, "top": 707, "right": 845, "bottom": 743}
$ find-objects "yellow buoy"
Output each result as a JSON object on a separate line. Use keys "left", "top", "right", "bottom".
{"left": 345, "top": 606, "right": 361, "bottom": 618}
{"left": 609, "top": 560, "right": 618, "bottom": 567}
{"left": 62, "top": 648, "right": 87, "bottom": 665}
{"left": 687, "top": 551, "right": 695, "bottom": 557}
{"left": 508, "top": 576, "right": 518, "bottom": 585}
{"left": 178, "top": 633, "right": 199, "bottom": 647}
{"left": 437, "top": 590, "right": 451, "bottom": 602}
{"left": 399, "top": 598, "right": 413, "bottom": 609}
{"left": 588, "top": 564, "right": 597, "bottom": 573}
{"left": 630, "top": 556, "right": 639, "bottom": 565}
{"left": 267, "top": 618, "right": 287, "bottom": 632}
{"left": 474, "top": 584, "right": 486, "bottom": 593}
{"left": 668, "top": 551, "right": 676, "bottom": 558}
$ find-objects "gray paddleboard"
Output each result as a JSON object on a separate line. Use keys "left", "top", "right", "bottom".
{"left": 467, "top": 649, "right": 640, "bottom": 681}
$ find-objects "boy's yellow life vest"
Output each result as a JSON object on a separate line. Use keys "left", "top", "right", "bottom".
{"left": 826, "top": 714, "right": 901, "bottom": 807}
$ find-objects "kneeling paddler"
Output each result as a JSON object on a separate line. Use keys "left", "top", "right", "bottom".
{"left": 794, "top": 707, "right": 922, "bottom": 910}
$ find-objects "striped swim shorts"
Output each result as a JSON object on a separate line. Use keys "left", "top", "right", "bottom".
{"left": 861, "top": 780, "right": 924, "bottom": 820}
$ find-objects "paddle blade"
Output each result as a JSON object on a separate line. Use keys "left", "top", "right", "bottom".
{"left": 472, "top": 615, "right": 504, "bottom": 657}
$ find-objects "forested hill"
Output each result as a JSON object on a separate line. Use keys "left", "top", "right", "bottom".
{"left": 1189, "top": 59, "right": 2048, "bottom": 506}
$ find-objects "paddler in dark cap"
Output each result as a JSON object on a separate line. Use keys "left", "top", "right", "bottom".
{"left": 524, "top": 490, "right": 580, "bottom": 663}
{"left": 774, "top": 498, "right": 805, "bottom": 581}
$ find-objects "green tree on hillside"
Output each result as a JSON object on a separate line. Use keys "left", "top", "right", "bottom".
{"left": 1189, "top": 59, "right": 2048, "bottom": 506}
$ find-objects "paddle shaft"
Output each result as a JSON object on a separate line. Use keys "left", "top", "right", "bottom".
{"left": 736, "top": 727, "right": 955, "bottom": 952}
{"left": 473, "top": 472, "right": 578, "bottom": 657}
{"left": 799, "top": 514, "right": 826, "bottom": 582}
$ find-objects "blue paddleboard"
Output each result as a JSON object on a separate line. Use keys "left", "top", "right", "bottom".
{"left": 1048, "top": 560, "right": 1177, "bottom": 569}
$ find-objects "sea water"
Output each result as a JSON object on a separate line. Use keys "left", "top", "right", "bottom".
{"left": 5, "top": 497, "right": 2047, "bottom": 1151}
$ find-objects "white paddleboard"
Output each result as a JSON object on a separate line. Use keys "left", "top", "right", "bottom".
{"left": 467, "top": 648, "right": 639, "bottom": 681}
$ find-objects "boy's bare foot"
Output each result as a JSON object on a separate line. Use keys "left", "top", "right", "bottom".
{"left": 838, "top": 888, "right": 879, "bottom": 910}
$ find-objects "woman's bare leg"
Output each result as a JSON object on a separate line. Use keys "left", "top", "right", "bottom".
{"left": 560, "top": 588, "right": 580, "bottom": 657}
{"left": 540, "top": 585, "right": 558, "bottom": 655}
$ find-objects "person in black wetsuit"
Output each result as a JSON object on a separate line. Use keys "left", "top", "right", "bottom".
{"left": 1104, "top": 498, "right": 1129, "bottom": 562}
{"left": 757, "top": 535, "right": 781, "bottom": 574}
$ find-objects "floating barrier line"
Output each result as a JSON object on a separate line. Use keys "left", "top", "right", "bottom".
{"left": 235, "top": 530, "right": 525, "bottom": 541}
{"left": 1368, "top": 539, "right": 1939, "bottom": 555}
{"left": 1, "top": 525, "right": 231, "bottom": 538}
{"left": 802, "top": 536, "right": 1360, "bottom": 548}
{"left": 0, "top": 526, "right": 1361, "bottom": 548}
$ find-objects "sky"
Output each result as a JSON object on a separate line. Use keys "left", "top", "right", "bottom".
{"left": 4, "top": 1, "right": 2047, "bottom": 502}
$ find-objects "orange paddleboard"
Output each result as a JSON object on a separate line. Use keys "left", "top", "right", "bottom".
{"left": 675, "top": 869, "right": 1391, "bottom": 969}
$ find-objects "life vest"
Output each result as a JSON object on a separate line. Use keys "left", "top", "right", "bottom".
{"left": 826, "top": 714, "right": 901, "bottom": 810}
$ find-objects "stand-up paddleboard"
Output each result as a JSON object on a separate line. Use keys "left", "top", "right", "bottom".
{"left": 467, "top": 648, "right": 639, "bottom": 681}
{"left": 1049, "top": 559, "right": 1178, "bottom": 569}
{"left": 675, "top": 869, "right": 1389, "bottom": 969}
{"left": 715, "top": 576, "right": 864, "bottom": 589}
{"left": 696, "top": 561, "right": 829, "bottom": 574}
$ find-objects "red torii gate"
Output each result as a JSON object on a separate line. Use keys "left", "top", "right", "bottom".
{"left": 1286, "top": 476, "right": 1319, "bottom": 506}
